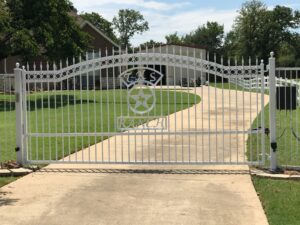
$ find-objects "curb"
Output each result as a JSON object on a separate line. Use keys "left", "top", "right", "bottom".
{"left": 2, "top": 167, "right": 300, "bottom": 180}
{"left": 251, "top": 169, "right": 300, "bottom": 180}
{"left": 0, "top": 168, "right": 33, "bottom": 177}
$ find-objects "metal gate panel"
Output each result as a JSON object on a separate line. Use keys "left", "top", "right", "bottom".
{"left": 18, "top": 46, "right": 267, "bottom": 165}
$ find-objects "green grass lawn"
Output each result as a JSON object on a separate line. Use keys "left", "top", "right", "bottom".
{"left": 0, "top": 89, "right": 200, "bottom": 163}
{"left": 0, "top": 177, "right": 18, "bottom": 188}
{"left": 249, "top": 101, "right": 300, "bottom": 225}
{"left": 0, "top": 92, "right": 16, "bottom": 163}
{"left": 252, "top": 177, "right": 300, "bottom": 225}
{"left": 247, "top": 104, "right": 300, "bottom": 166}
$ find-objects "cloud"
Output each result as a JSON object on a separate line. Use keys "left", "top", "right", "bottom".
{"left": 72, "top": 0, "right": 189, "bottom": 12}
{"left": 283, "top": 3, "right": 300, "bottom": 8}
{"left": 132, "top": 8, "right": 238, "bottom": 45}
{"left": 142, "top": 1, "right": 188, "bottom": 11}
{"left": 72, "top": 0, "right": 239, "bottom": 46}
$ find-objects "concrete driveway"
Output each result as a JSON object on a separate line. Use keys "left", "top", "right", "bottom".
{"left": 63, "top": 86, "right": 269, "bottom": 164}
{"left": 0, "top": 87, "right": 269, "bottom": 225}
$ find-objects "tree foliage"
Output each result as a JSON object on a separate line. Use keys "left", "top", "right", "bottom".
{"left": 0, "top": 0, "right": 89, "bottom": 61}
{"left": 113, "top": 9, "right": 149, "bottom": 48}
{"left": 0, "top": 0, "right": 10, "bottom": 38}
{"left": 162, "top": 0, "right": 300, "bottom": 66}
{"left": 184, "top": 22, "right": 224, "bottom": 53}
{"left": 277, "top": 42, "right": 296, "bottom": 67}
{"left": 80, "top": 12, "right": 119, "bottom": 44}
{"left": 230, "top": 0, "right": 267, "bottom": 59}
{"left": 1, "top": 0, "right": 299, "bottom": 66}
{"left": 224, "top": 0, "right": 300, "bottom": 63}
{"left": 294, "top": 34, "right": 300, "bottom": 66}
{"left": 139, "top": 40, "right": 164, "bottom": 49}
{"left": 165, "top": 32, "right": 183, "bottom": 45}
{"left": 0, "top": 0, "right": 11, "bottom": 59}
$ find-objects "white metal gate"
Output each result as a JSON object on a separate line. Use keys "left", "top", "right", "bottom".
{"left": 14, "top": 46, "right": 268, "bottom": 165}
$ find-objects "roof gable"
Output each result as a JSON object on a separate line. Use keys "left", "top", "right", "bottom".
{"left": 80, "top": 20, "right": 120, "bottom": 48}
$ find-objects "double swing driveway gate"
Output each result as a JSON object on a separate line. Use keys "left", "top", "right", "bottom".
{"left": 13, "top": 46, "right": 275, "bottom": 166}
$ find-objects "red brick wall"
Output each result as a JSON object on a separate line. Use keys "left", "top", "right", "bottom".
{"left": 82, "top": 24, "right": 117, "bottom": 55}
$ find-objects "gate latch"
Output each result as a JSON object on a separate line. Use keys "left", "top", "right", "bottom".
{"left": 264, "top": 128, "right": 270, "bottom": 136}
{"left": 271, "top": 142, "right": 277, "bottom": 152}
{"left": 251, "top": 127, "right": 269, "bottom": 135}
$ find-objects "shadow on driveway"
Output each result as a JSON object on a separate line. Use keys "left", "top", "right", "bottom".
{"left": 0, "top": 191, "right": 19, "bottom": 207}
{"left": 37, "top": 167, "right": 250, "bottom": 175}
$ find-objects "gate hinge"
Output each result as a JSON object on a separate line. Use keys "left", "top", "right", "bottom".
{"left": 271, "top": 142, "right": 277, "bottom": 152}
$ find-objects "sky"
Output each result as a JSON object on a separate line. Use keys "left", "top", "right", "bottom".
{"left": 72, "top": 0, "right": 300, "bottom": 46}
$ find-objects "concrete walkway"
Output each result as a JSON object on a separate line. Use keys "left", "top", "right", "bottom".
{"left": 0, "top": 87, "right": 269, "bottom": 225}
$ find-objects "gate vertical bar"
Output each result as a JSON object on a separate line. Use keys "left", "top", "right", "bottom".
{"left": 269, "top": 52, "right": 277, "bottom": 170}
{"left": 14, "top": 63, "right": 25, "bottom": 164}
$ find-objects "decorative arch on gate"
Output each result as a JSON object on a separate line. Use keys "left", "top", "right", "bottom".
{"left": 24, "top": 52, "right": 261, "bottom": 84}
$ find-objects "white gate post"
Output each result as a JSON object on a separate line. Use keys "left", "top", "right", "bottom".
{"left": 14, "top": 63, "right": 24, "bottom": 165}
{"left": 268, "top": 52, "right": 277, "bottom": 171}
{"left": 260, "top": 60, "right": 265, "bottom": 164}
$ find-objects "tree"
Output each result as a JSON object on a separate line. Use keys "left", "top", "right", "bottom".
{"left": 0, "top": 0, "right": 12, "bottom": 59}
{"left": 266, "top": 6, "right": 300, "bottom": 55}
{"left": 294, "top": 34, "right": 300, "bottom": 66}
{"left": 223, "top": 31, "right": 239, "bottom": 58}
{"left": 80, "top": 12, "right": 119, "bottom": 44}
{"left": 139, "top": 40, "right": 164, "bottom": 49}
{"left": 113, "top": 9, "right": 149, "bottom": 48}
{"left": 0, "top": 0, "right": 41, "bottom": 60}
{"left": 277, "top": 33, "right": 300, "bottom": 66}
{"left": 165, "top": 32, "right": 183, "bottom": 45}
{"left": 228, "top": 0, "right": 300, "bottom": 61}
{"left": 277, "top": 42, "right": 296, "bottom": 66}
{"left": 0, "top": 0, "right": 89, "bottom": 61}
{"left": 183, "top": 22, "right": 224, "bottom": 53}
{"left": 232, "top": 0, "right": 267, "bottom": 59}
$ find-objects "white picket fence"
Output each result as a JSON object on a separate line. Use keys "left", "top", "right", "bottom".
{"left": 0, "top": 74, "right": 14, "bottom": 92}
{"left": 229, "top": 75, "right": 300, "bottom": 105}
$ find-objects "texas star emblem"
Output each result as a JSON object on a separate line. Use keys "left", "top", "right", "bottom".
{"left": 128, "top": 83, "right": 155, "bottom": 114}
{"left": 119, "top": 67, "right": 164, "bottom": 115}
